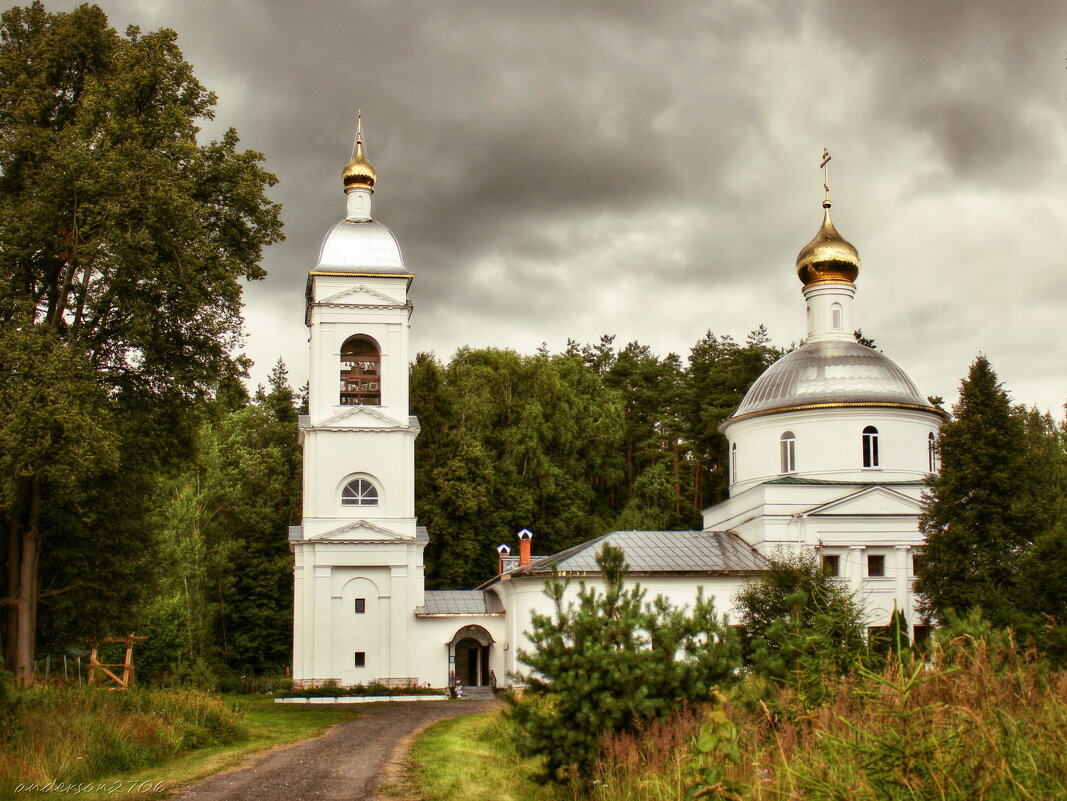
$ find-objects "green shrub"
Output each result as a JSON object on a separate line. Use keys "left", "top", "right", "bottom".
{"left": 735, "top": 552, "right": 866, "bottom": 709}
{"left": 510, "top": 543, "right": 741, "bottom": 783}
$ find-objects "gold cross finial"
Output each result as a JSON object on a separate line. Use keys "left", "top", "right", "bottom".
{"left": 351, "top": 109, "right": 365, "bottom": 159}
{"left": 820, "top": 147, "right": 832, "bottom": 204}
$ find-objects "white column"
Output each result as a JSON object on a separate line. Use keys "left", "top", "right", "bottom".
{"left": 895, "top": 545, "right": 911, "bottom": 621}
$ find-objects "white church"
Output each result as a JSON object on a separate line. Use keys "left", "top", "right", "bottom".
{"left": 289, "top": 121, "right": 945, "bottom": 689}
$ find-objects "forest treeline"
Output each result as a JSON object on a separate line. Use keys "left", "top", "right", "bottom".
{"left": 412, "top": 330, "right": 780, "bottom": 589}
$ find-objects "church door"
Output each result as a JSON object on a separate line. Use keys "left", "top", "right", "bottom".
{"left": 447, "top": 625, "right": 494, "bottom": 687}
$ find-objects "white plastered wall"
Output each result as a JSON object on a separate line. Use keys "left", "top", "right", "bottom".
{"left": 724, "top": 407, "right": 940, "bottom": 494}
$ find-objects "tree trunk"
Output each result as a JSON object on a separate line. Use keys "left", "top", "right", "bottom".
{"left": 13, "top": 473, "right": 43, "bottom": 684}
{"left": 673, "top": 441, "right": 681, "bottom": 515}
{"left": 3, "top": 475, "right": 30, "bottom": 673}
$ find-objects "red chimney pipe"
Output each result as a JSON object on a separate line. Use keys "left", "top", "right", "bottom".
{"left": 496, "top": 544, "right": 511, "bottom": 574}
{"left": 518, "top": 528, "right": 533, "bottom": 567}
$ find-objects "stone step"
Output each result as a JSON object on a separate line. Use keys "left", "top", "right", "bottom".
{"left": 459, "top": 686, "right": 495, "bottom": 699}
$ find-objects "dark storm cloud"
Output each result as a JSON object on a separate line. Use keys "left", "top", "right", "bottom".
{"left": 39, "top": 0, "right": 1067, "bottom": 412}
{"left": 823, "top": 0, "right": 1065, "bottom": 189}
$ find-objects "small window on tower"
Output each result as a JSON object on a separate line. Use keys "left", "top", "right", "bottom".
{"left": 831, "top": 302, "right": 843, "bottom": 330}
{"left": 340, "top": 336, "right": 381, "bottom": 406}
{"left": 862, "top": 426, "right": 879, "bottom": 468}
{"left": 730, "top": 443, "right": 738, "bottom": 482}
{"left": 867, "top": 554, "right": 886, "bottom": 577}
{"left": 823, "top": 554, "right": 841, "bottom": 576}
{"left": 354, "top": 652, "right": 366, "bottom": 668}
{"left": 928, "top": 432, "right": 939, "bottom": 473}
{"left": 780, "top": 432, "right": 796, "bottom": 474}
{"left": 342, "top": 478, "right": 379, "bottom": 506}
{"left": 354, "top": 598, "right": 366, "bottom": 614}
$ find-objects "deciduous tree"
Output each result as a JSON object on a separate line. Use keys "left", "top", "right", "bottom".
{"left": 0, "top": 1, "right": 282, "bottom": 679}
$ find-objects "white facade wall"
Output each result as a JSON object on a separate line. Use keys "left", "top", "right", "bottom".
{"left": 704, "top": 478, "right": 928, "bottom": 629}
{"left": 725, "top": 407, "right": 940, "bottom": 494}
{"left": 491, "top": 571, "right": 754, "bottom": 682}
{"left": 292, "top": 259, "right": 426, "bottom": 685}
{"left": 408, "top": 614, "right": 508, "bottom": 687}
{"left": 306, "top": 275, "right": 411, "bottom": 425}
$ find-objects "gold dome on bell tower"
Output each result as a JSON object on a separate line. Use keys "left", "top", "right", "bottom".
{"left": 795, "top": 149, "right": 860, "bottom": 286}
{"left": 341, "top": 111, "right": 377, "bottom": 190}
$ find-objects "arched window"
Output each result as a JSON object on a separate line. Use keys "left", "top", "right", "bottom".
{"left": 342, "top": 478, "right": 379, "bottom": 506}
{"left": 780, "top": 432, "right": 796, "bottom": 474}
{"left": 730, "top": 442, "right": 738, "bottom": 482}
{"left": 928, "top": 432, "right": 938, "bottom": 473}
{"left": 862, "top": 425, "right": 879, "bottom": 468}
{"left": 831, "top": 302, "right": 843, "bottom": 330}
{"left": 340, "top": 336, "right": 380, "bottom": 405}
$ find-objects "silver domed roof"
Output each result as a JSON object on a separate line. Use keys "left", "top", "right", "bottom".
{"left": 731, "top": 340, "right": 937, "bottom": 421}
{"left": 316, "top": 219, "right": 408, "bottom": 274}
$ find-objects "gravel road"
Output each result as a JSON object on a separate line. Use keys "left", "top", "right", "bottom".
{"left": 171, "top": 699, "right": 498, "bottom": 801}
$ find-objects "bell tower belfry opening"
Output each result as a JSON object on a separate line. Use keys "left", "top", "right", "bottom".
{"left": 290, "top": 114, "right": 428, "bottom": 687}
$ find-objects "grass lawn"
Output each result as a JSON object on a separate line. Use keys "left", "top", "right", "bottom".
{"left": 407, "top": 710, "right": 565, "bottom": 801}
{"left": 8, "top": 696, "right": 362, "bottom": 801}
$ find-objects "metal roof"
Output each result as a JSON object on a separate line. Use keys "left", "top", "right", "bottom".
{"left": 730, "top": 340, "right": 937, "bottom": 420}
{"left": 316, "top": 219, "right": 409, "bottom": 273}
{"left": 516, "top": 530, "right": 769, "bottom": 575}
{"left": 415, "top": 590, "right": 503, "bottom": 616}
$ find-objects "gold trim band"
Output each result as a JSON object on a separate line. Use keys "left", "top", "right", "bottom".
{"left": 309, "top": 271, "right": 414, "bottom": 279}
{"left": 722, "top": 401, "right": 948, "bottom": 427}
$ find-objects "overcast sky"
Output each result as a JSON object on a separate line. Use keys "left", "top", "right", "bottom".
{"left": 48, "top": 0, "right": 1067, "bottom": 414}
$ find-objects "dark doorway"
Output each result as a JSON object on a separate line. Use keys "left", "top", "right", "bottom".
{"left": 454, "top": 637, "right": 490, "bottom": 686}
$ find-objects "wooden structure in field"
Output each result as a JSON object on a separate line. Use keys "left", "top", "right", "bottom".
{"left": 88, "top": 633, "right": 145, "bottom": 690}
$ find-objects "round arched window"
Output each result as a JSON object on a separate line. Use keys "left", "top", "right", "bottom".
{"left": 862, "top": 426, "right": 879, "bottom": 468}
{"left": 340, "top": 336, "right": 381, "bottom": 406}
{"left": 780, "top": 432, "right": 796, "bottom": 474}
{"left": 342, "top": 478, "right": 379, "bottom": 506}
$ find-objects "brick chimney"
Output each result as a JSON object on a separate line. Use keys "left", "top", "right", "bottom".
{"left": 517, "top": 528, "right": 533, "bottom": 567}
{"left": 496, "top": 544, "right": 511, "bottom": 574}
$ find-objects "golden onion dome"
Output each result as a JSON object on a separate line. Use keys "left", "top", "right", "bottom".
{"left": 341, "top": 112, "right": 376, "bottom": 190}
{"left": 796, "top": 200, "right": 860, "bottom": 285}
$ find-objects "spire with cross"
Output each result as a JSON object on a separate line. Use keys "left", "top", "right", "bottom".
{"left": 821, "top": 148, "right": 832, "bottom": 204}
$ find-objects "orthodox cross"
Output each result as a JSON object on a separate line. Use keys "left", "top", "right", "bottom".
{"left": 820, "top": 148, "right": 832, "bottom": 203}
{"left": 352, "top": 109, "right": 365, "bottom": 158}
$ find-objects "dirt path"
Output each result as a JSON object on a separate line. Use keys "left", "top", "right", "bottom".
{"left": 172, "top": 699, "right": 498, "bottom": 801}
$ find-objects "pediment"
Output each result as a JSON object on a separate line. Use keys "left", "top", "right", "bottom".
{"left": 803, "top": 486, "right": 922, "bottom": 517}
{"left": 317, "top": 405, "right": 407, "bottom": 429}
{"left": 310, "top": 520, "right": 410, "bottom": 542}
{"left": 318, "top": 284, "right": 403, "bottom": 306}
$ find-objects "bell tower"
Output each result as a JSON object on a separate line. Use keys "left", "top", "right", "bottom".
{"left": 291, "top": 114, "right": 427, "bottom": 686}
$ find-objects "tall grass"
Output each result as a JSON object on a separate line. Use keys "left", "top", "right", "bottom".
{"left": 592, "top": 641, "right": 1067, "bottom": 800}
{"left": 411, "top": 711, "right": 565, "bottom": 801}
{"left": 0, "top": 687, "right": 246, "bottom": 797}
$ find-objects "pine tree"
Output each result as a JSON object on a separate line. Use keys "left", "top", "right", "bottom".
{"left": 916, "top": 356, "right": 1035, "bottom": 626}
{"left": 511, "top": 543, "right": 741, "bottom": 783}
